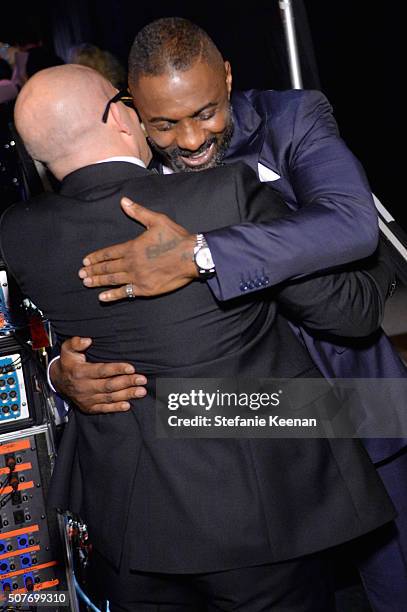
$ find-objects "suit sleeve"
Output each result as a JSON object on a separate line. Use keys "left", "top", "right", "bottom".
{"left": 206, "top": 90, "right": 379, "bottom": 301}
{"left": 211, "top": 164, "right": 394, "bottom": 337}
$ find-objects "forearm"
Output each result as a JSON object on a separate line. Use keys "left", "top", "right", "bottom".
{"left": 206, "top": 203, "right": 379, "bottom": 302}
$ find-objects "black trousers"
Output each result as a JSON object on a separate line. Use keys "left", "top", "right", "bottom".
{"left": 90, "top": 550, "right": 335, "bottom": 612}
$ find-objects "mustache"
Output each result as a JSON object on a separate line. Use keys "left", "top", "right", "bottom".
{"left": 169, "top": 137, "right": 217, "bottom": 159}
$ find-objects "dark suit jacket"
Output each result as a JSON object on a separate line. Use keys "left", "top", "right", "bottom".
{"left": 0, "top": 161, "right": 395, "bottom": 573}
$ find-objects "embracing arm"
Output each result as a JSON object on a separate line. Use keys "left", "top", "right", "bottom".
{"left": 206, "top": 90, "right": 379, "bottom": 300}
{"left": 229, "top": 163, "right": 394, "bottom": 337}
{"left": 48, "top": 337, "right": 147, "bottom": 413}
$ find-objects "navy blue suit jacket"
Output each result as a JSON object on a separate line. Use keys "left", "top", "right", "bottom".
{"left": 204, "top": 90, "right": 407, "bottom": 462}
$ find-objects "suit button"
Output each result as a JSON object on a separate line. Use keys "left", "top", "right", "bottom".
{"left": 254, "top": 278, "right": 263, "bottom": 287}
{"left": 247, "top": 280, "right": 255, "bottom": 289}
{"left": 260, "top": 276, "right": 270, "bottom": 286}
{"left": 239, "top": 282, "right": 249, "bottom": 292}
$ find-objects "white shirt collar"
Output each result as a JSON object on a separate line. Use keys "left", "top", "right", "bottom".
{"left": 97, "top": 156, "right": 147, "bottom": 168}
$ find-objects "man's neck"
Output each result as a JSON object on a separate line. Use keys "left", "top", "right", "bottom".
{"left": 53, "top": 153, "right": 147, "bottom": 180}
{"left": 96, "top": 155, "right": 146, "bottom": 168}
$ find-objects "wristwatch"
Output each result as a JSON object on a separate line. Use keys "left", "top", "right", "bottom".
{"left": 193, "top": 234, "right": 216, "bottom": 280}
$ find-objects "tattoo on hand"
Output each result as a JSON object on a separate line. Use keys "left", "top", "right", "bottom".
{"left": 145, "top": 233, "right": 182, "bottom": 259}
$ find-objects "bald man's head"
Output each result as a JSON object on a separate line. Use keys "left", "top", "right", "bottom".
{"left": 14, "top": 64, "right": 150, "bottom": 178}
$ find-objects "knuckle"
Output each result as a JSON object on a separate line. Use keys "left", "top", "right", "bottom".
{"left": 61, "top": 341, "right": 69, "bottom": 353}
{"left": 94, "top": 405, "right": 108, "bottom": 413}
{"left": 98, "top": 365, "right": 110, "bottom": 378}
{"left": 103, "top": 379, "right": 116, "bottom": 393}
{"left": 95, "top": 405, "right": 110, "bottom": 414}
{"left": 72, "top": 368, "right": 85, "bottom": 381}
{"left": 126, "top": 388, "right": 137, "bottom": 399}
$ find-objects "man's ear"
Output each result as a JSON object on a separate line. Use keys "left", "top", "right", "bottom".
{"left": 224, "top": 61, "right": 232, "bottom": 99}
{"left": 108, "top": 101, "right": 132, "bottom": 135}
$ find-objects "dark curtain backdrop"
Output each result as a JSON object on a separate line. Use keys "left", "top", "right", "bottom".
{"left": 48, "top": 1, "right": 319, "bottom": 91}
{"left": 1, "top": 0, "right": 403, "bottom": 228}
{"left": 306, "top": 1, "right": 403, "bottom": 228}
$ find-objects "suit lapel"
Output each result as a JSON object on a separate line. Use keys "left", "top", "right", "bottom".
{"left": 227, "top": 91, "right": 299, "bottom": 209}
{"left": 225, "top": 91, "right": 267, "bottom": 176}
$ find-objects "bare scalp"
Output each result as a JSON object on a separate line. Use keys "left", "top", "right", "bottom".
{"left": 14, "top": 64, "right": 116, "bottom": 165}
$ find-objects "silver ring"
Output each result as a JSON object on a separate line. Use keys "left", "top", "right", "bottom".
{"left": 125, "top": 283, "right": 135, "bottom": 299}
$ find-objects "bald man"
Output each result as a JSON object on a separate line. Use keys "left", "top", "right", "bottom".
{"left": 0, "top": 66, "right": 397, "bottom": 611}
{"left": 13, "top": 65, "right": 152, "bottom": 179}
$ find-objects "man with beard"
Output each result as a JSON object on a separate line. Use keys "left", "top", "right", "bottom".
{"left": 49, "top": 18, "right": 407, "bottom": 610}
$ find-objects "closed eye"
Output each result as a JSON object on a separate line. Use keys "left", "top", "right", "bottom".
{"left": 197, "top": 110, "right": 216, "bottom": 121}
{"left": 152, "top": 122, "right": 175, "bottom": 132}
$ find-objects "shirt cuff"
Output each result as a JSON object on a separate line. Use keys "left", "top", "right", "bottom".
{"left": 47, "top": 355, "right": 60, "bottom": 393}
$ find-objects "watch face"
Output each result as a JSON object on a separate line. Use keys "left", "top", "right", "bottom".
{"left": 195, "top": 247, "right": 215, "bottom": 271}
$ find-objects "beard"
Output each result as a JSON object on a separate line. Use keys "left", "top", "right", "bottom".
{"left": 148, "top": 106, "right": 234, "bottom": 173}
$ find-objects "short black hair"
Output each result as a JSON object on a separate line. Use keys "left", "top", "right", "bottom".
{"left": 128, "top": 17, "right": 224, "bottom": 87}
